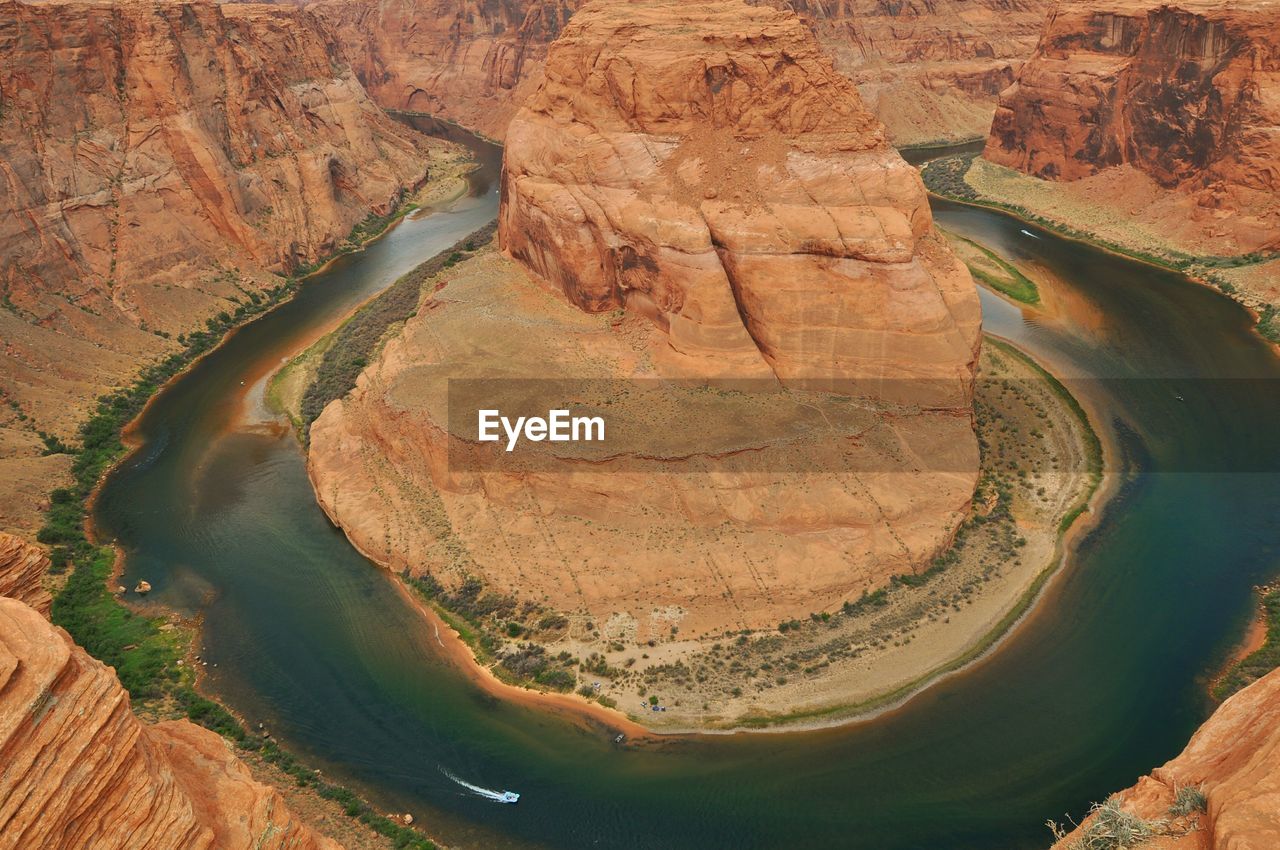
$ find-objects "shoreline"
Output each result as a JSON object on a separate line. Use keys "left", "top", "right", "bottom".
{"left": 920, "top": 154, "right": 1280, "bottom": 354}
{"left": 67, "top": 148, "right": 479, "bottom": 850}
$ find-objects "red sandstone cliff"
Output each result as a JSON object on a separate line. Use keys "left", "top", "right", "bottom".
{"left": 0, "top": 0, "right": 436, "bottom": 441}
{"left": 1050, "top": 665, "right": 1280, "bottom": 849}
{"left": 0, "top": 596, "right": 342, "bottom": 850}
{"left": 313, "top": 0, "right": 1054, "bottom": 144}
{"left": 759, "top": 0, "right": 1056, "bottom": 142}
{"left": 311, "top": 0, "right": 577, "bottom": 139}
{"left": 985, "top": 0, "right": 1280, "bottom": 253}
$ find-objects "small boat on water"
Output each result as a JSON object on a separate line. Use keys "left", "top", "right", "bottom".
{"left": 499, "top": 791, "right": 520, "bottom": 804}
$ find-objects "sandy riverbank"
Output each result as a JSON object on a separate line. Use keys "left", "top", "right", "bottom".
{"left": 922, "top": 154, "right": 1280, "bottom": 349}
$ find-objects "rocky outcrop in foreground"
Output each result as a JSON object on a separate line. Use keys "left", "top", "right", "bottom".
{"left": 985, "top": 0, "right": 1280, "bottom": 253}
{"left": 0, "top": 597, "right": 341, "bottom": 850}
{"left": 310, "top": 0, "right": 980, "bottom": 641}
{"left": 0, "top": 533, "right": 50, "bottom": 616}
{"left": 0, "top": 0, "right": 434, "bottom": 440}
{"left": 1051, "top": 665, "right": 1280, "bottom": 849}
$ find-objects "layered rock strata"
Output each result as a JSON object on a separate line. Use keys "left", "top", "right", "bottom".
{"left": 985, "top": 0, "right": 1280, "bottom": 253}
{"left": 0, "top": 532, "right": 50, "bottom": 615}
{"left": 313, "top": 0, "right": 1054, "bottom": 144}
{"left": 0, "top": 0, "right": 436, "bottom": 439}
{"left": 0, "top": 597, "right": 342, "bottom": 850}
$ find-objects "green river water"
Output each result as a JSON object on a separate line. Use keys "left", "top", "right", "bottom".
{"left": 93, "top": 123, "right": 1280, "bottom": 849}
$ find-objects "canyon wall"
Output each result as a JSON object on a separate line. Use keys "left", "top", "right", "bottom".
{"left": 759, "top": 0, "right": 1055, "bottom": 143}
{"left": 0, "top": 0, "right": 436, "bottom": 443}
{"left": 985, "top": 0, "right": 1280, "bottom": 253}
{"left": 313, "top": 0, "right": 1053, "bottom": 143}
{"left": 311, "top": 0, "right": 577, "bottom": 139}
{"left": 1050, "top": 665, "right": 1280, "bottom": 849}
{"left": 0, "top": 596, "right": 341, "bottom": 850}
{"left": 309, "top": 0, "right": 981, "bottom": 640}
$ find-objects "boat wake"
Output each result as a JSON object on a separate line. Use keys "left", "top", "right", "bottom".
{"left": 440, "top": 767, "right": 520, "bottom": 803}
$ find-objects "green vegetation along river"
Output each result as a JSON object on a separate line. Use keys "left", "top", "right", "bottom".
{"left": 93, "top": 125, "right": 1280, "bottom": 849}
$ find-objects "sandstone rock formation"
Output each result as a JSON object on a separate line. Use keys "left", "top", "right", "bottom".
{"left": 309, "top": 0, "right": 981, "bottom": 640}
{"left": 985, "top": 0, "right": 1280, "bottom": 253}
{"left": 312, "top": 0, "right": 578, "bottom": 140}
{"left": 314, "top": 0, "right": 1053, "bottom": 144}
{"left": 0, "top": 0, "right": 436, "bottom": 439}
{"left": 0, "top": 596, "right": 342, "bottom": 850}
{"left": 759, "top": 0, "right": 1056, "bottom": 143}
{"left": 1050, "top": 665, "right": 1280, "bottom": 849}
{"left": 0, "top": 532, "right": 50, "bottom": 615}
{"left": 500, "top": 0, "right": 982, "bottom": 397}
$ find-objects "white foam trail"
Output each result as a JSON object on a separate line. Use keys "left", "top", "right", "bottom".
{"left": 440, "top": 767, "right": 507, "bottom": 802}
{"left": 1020, "top": 229, "right": 1040, "bottom": 239}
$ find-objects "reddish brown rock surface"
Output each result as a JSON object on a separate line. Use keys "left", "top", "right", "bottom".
{"left": 500, "top": 0, "right": 981, "bottom": 396}
{"left": 0, "top": 0, "right": 434, "bottom": 434}
{"left": 760, "top": 0, "right": 1055, "bottom": 143}
{"left": 985, "top": 0, "right": 1280, "bottom": 253}
{"left": 312, "top": 0, "right": 577, "bottom": 139}
{"left": 1050, "top": 666, "right": 1280, "bottom": 849}
{"left": 0, "top": 532, "right": 50, "bottom": 615}
{"left": 0, "top": 597, "right": 342, "bottom": 850}
{"left": 309, "top": 0, "right": 980, "bottom": 642}
{"left": 314, "top": 0, "right": 1053, "bottom": 144}
{"left": 0, "top": 0, "right": 443, "bottom": 528}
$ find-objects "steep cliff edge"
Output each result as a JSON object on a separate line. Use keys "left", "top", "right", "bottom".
{"left": 313, "top": 0, "right": 1053, "bottom": 144}
{"left": 311, "top": 0, "right": 576, "bottom": 140}
{"left": 0, "top": 532, "right": 50, "bottom": 616}
{"left": 310, "top": 0, "right": 980, "bottom": 654}
{"left": 759, "top": 0, "right": 1056, "bottom": 143}
{"left": 984, "top": 0, "right": 1280, "bottom": 255}
{"left": 0, "top": 0, "right": 438, "bottom": 441}
{"left": 0, "top": 597, "right": 342, "bottom": 850}
{"left": 1050, "top": 665, "right": 1280, "bottom": 849}
{"left": 500, "top": 0, "right": 982, "bottom": 394}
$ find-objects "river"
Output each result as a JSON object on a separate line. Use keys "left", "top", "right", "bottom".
{"left": 93, "top": 121, "right": 1280, "bottom": 849}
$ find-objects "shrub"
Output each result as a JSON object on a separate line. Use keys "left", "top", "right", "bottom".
{"left": 1168, "top": 785, "right": 1207, "bottom": 817}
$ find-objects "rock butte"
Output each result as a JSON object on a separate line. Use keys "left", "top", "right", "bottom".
{"left": 985, "top": 0, "right": 1280, "bottom": 254}
{"left": 309, "top": 0, "right": 982, "bottom": 640}
{"left": 0, "top": 597, "right": 342, "bottom": 850}
{"left": 0, "top": 0, "right": 443, "bottom": 529}
{"left": 1051, "top": 665, "right": 1280, "bottom": 850}
{"left": 313, "top": 0, "right": 1054, "bottom": 143}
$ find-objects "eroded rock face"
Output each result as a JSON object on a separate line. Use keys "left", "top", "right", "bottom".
{"left": 0, "top": 0, "right": 433, "bottom": 439}
{"left": 314, "top": 0, "right": 1053, "bottom": 144}
{"left": 985, "top": 0, "right": 1280, "bottom": 251}
{"left": 0, "top": 532, "right": 50, "bottom": 616}
{"left": 0, "top": 597, "right": 341, "bottom": 850}
{"left": 758, "top": 0, "right": 1055, "bottom": 142}
{"left": 312, "top": 0, "right": 577, "bottom": 140}
{"left": 500, "top": 0, "right": 981, "bottom": 399}
{"left": 1051, "top": 665, "right": 1280, "bottom": 850}
{"left": 310, "top": 0, "right": 981, "bottom": 640}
